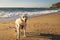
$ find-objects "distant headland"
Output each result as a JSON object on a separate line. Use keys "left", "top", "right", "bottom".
{"left": 50, "top": 2, "right": 60, "bottom": 8}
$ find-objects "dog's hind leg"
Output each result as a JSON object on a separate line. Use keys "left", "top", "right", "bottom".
{"left": 17, "top": 24, "right": 20, "bottom": 40}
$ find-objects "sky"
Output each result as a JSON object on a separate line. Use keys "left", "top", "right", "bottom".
{"left": 0, "top": 0, "right": 60, "bottom": 8}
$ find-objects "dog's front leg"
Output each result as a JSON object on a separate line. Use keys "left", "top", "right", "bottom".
{"left": 24, "top": 23, "right": 26, "bottom": 37}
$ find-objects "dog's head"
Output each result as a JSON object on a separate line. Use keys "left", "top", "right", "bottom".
{"left": 21, "top": 14, "right": 28, "bottom": 22}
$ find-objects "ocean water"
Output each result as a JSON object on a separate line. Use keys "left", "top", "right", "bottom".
{"left": 0, "top": 8, "right": 60, "bottom": 21}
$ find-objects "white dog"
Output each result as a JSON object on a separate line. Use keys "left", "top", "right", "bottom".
{"left": 15, "top": 14, "right": 28, "bottom": 40}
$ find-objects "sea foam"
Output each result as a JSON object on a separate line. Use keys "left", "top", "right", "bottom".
{"left": 0, "top": 9, "right": 60, "bottom": 18}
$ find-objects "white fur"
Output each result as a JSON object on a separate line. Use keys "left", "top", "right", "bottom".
{"left": 15, "top": 15, "right": 27, "bottom": 40}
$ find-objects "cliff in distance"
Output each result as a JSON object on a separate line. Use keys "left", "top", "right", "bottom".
{"left": 50, "top": 2, "right": 60, "bottom": 8}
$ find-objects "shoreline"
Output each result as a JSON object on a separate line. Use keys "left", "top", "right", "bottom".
{"left": 0, "top": 12, "right": 60, "bottom": 22}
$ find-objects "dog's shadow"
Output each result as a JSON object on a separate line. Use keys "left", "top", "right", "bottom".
{"left": 26, "top": 32, "right": 60, "bottom": 40}
{"left": 40, "top": 33, "right": 60, "bottom": 40}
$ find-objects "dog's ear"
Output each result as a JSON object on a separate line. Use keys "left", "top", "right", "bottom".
{"left": 25, "top": 18, "right": 28, "bottom": 22}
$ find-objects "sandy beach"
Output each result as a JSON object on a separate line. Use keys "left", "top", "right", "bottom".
{"left": 0, "top": 12, "right": 60, "bottom": 40}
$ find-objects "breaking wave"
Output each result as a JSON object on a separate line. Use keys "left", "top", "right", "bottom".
{"left": 0, "top": 8, "right": 60, "bottom": 21}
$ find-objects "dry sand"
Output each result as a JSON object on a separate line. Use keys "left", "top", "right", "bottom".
{"left": 0, "top": 12, "right": 60, "bottom": 40}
